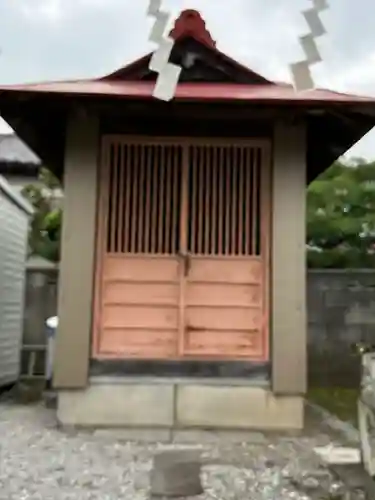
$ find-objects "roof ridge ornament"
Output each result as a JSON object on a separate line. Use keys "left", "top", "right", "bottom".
{"left": 169, "top": 9, "right": 216, "bottom": 48}
{"left": 147, "top": 0, "right": 182, "bottom": 101}
{"left": 290, "top": 0, "right": 329, "bottom": 91}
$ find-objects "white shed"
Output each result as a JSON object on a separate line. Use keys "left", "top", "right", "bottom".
{"left": 0, "top": 175, "right": 33, "bottom": 387}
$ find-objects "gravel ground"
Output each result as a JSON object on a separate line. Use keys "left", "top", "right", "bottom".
{"left": 0, "top": 401, "right": 363, "bottom": 499}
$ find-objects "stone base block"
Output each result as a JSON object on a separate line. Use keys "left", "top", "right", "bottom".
{"left": 57, "top": 379, "right": 304, "bottom": 435}
{"left": 57, "top": 382, "right": 174, "bottom": 427}
{"left": 176, "top": 384, "right": 303, "bottom": 430}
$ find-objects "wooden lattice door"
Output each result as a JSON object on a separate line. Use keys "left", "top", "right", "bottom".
{"left": 96, "top": 139, "right": 183, "bottom": 358}
{"left": 181, "top": 142, "right": 269, "bottom": 359}
{"left": 94, "top": 137, "right": 270, "bottom": 361}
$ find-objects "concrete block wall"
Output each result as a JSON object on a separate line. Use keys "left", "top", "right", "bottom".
{"left": 23, "top": 267, "right": 375, "bottom": 388}
{"left": 308, "top": 269, "right": 375, "bottom": 387}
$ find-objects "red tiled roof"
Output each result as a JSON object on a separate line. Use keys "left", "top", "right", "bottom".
{"left": 1, "top": 80, "right": 374, "bottom": 105}
{"left": 0, "top": 9, "right": 374, "bottom": 105}
{"left": 0, "top": 9, "right": 373, "bottom": 183}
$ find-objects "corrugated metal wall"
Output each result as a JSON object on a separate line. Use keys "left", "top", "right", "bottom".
{"left": 0, "top": 175, "right": 33, "bottom": 386}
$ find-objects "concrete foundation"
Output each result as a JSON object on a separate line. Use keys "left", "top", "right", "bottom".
{"left": 57, "top": 377, "right": 304, "bottom": 437}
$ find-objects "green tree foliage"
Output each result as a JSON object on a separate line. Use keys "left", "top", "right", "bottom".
{"left": 307, "top": 159, "right": 375, "bottom": 268}
{"left": 21, "top": 168, "right": 62, "bottom": 262}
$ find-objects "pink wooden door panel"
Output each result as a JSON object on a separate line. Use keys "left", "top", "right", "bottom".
{"left": 182, "top": 144, "right": 269, "bottom": 360}
{"left": 94, "top": 140, "right": 183, "bottom": 358}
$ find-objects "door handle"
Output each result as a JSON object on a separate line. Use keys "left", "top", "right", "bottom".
{"left": 184, "top": 253, "right": 191, "bottom": 277}
{"left": 179, "top": 252, "right": 191, "bottom": 277}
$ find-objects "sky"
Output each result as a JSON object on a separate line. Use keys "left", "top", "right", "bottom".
{"left": 0, "top": 0, "right": 374, "bottom": 160}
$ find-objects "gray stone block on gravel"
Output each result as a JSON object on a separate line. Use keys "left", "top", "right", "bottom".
{"left": 43, "top": 391, "right": 58, "bottom": 409}
{"left": 150, "top": 450, "right": 203, "bottom": 497}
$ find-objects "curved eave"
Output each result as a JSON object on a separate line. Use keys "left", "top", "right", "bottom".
{"left": 0, "top": 80, "right": 375, "bottom": 104}
{"left": 0, "top": 83, "right": 374, "bottom": 183}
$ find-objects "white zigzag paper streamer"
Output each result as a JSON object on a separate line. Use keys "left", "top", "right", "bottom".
{"left": 147, "top": 0, "right": 182, "bottom": 101}
{"left": 290, "top": 0, "right": 329, "bottom": 91}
